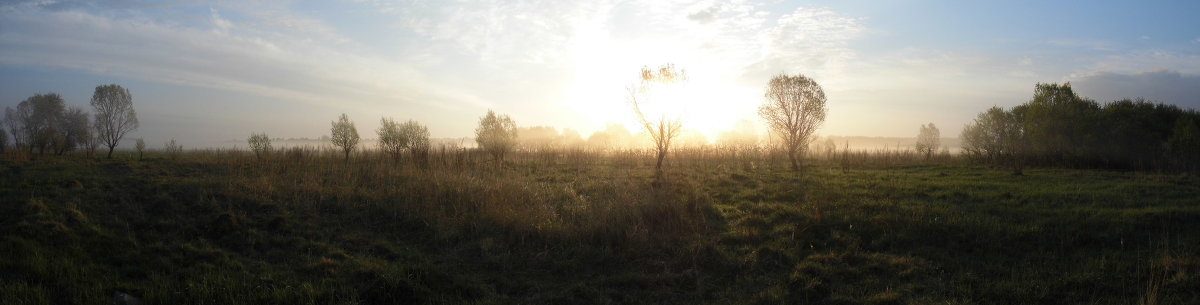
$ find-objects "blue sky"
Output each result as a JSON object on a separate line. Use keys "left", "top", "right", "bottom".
{"left": 2, "top": 0, "right": 1198, "bottom": 147}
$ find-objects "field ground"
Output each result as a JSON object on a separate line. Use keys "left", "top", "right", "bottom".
{"left": 2, "top": 151, "right": 1199, "bottom": 304}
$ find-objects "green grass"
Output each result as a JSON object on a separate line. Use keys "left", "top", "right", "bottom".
{"left": 1, "top": 151, "right": 1198, "bottom": 304}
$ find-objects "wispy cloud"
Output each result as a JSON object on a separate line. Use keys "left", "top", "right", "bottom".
{"left": 1046, "top": 39, "right": 1116, "bottom": 51}
{"left": 740, "top": 6, "right": 863, "bottom": 86}
{"left": 0, "top": 4, "right": 484, "bottom": 113}
{"left": 1083, "top": 50, "right": 1200, "bottom": 75}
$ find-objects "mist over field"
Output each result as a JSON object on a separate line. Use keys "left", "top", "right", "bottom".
{"left": 3, "top": 1, "right": 1200, "bottom": 304}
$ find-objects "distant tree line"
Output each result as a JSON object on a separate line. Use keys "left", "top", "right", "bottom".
{"left": 2, "top": 85, "right": 139, "bottom": 159}
{"left": 961, "top": 83, "right": 1200, "bottom": 173}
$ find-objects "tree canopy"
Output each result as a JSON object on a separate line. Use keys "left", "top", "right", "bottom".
{"left": 759, "top": 73, "right": 827, "bottom": 170}
{"left": 91, "top": 84, "right": 138, "bottom": 159}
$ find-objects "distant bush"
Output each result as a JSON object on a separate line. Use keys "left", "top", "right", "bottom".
{"left": 164, "top": 138, "right": 182, "bottom": 159}
{"left": 475, "top": 110, "right": 518, "bottom": 163}
{"left": 248, "top": 132, "right": 272, "bottom": 160}
{"left": 378, "top": 118, "right": 428, "bottom": 163}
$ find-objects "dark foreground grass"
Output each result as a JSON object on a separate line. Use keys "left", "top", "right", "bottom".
{"left": 1, "top": 153, "right": 1198, "bottom": 304}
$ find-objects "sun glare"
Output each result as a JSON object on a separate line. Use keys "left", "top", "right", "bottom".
{"left": 563, "top": 26, "right": 760, "bottom": 144}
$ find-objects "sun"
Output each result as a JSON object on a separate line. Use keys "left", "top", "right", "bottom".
{"left": 562, "top": 28, "right": 761, "bottom": 143}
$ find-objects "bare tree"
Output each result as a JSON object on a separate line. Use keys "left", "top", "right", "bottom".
{"left": 629, "top": 64, "right": 688, "bottom": 177}
{"left": 915, "top": 123, "right": 940, "bottom": 160}
{"left": 135, "top": 138, "right": 145, "bottom": 160}
{"left": 758, "top": 73, "right": 827, "bottom": 170}
{"left": 248, "top": 132, "right": 272, "bottom": 160}
{"left": 475, "top": 110, "right": 518, "bottom": 163}
{"left": 91, "top": 84, "right": 138, "bottom": 159}
{"left": 331, "top": 113, "right": 360, "bottom": 161}
{"left": 80, "top": 132, "right": 98, "bottom": 158}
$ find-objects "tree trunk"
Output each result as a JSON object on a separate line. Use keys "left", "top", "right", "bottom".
{"left": 343, "top": 150, "right": 350, "bottom": 161}
{"left": 107, "top": 146, "right": 115, "bottom": 159}
{"left": 655, "top": 148, "right": 667, "bottom": 179}
{"left": 788, "top": 147, "right": 799, "bottom": 171}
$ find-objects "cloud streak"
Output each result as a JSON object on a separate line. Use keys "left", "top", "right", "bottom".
{"left": 1071, "top": 70, "right": 1200, "bottom": 108}
{"left": 0, "top": 4, "right": 483, "bottom": 113}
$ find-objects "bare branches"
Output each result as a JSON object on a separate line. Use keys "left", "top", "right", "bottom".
{"left": 91, "top": 84, "right": 138, "bottom": 159}
{"left": 629, "top": 64, "right": 688, "bottom": 177}
{"left": 758, "top": 73, "right": 827, "bottom": 170}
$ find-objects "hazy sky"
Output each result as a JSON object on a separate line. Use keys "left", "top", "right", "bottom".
{"left": 2, "top": 0, "right": 1199, "bottom": 147}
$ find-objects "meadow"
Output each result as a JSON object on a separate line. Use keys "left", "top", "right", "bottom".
{"left": 1, "top": 147, "right": 1198, "bottom": 304}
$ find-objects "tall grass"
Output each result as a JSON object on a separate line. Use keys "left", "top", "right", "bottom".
{"left": 2, "top": 144, "right": 1197, "bottom": 304}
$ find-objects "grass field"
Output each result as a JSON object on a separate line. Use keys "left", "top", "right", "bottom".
{"left": 2, "top": 149, "right": 1198, "bottom": 304}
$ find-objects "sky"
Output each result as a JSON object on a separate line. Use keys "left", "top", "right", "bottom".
{"left": 1, "top": 0, "right": 1199, "bottom": 148}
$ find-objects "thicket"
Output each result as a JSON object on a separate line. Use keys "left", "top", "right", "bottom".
{"left": 962, "top": 83, "right": 1200, "bottom": 173}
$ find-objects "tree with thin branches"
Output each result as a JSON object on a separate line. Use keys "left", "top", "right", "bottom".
{"left": 135, "top": 138, "right": 145, "bottom": 160}
{"left": 248, "top": 132, "right": 272, "bottom": 160}
{"left": 629, "top": 63, "right": 688, "bottom": 178}
{"left": 91, "top": 84, "right": 138, "bottom": 159}
{"left": 331, "top": 113, "right": 360, "bottom": 161}
{"left": 758, "top": 73, "right": 827, "bottom": 171}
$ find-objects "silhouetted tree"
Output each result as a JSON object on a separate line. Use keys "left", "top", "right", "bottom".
{"left": 915, "top": 123, "right": 940, "bottom": 160}
{"left": 1166, "top": 117, "right": 1200, "bottom": 172}
{"left": 331, "top": 113, "right": 360, "bottom": 161}
{"left": 475, "top": 110, "right": 518, "bottom": 163}
{"left": 630, "top": 64, "right": 688, "bottom": 177}
{"left": 91, "top": 84, "right": 139, "bottom": 159}
{"left": 962, "top": 82, "right": 1200, "bottom": 171}
{"left": 2, "top": 108, "right": 21, "bottom": 149}
{"left": 0, "top": 124, "right": 6, "bottom": 154}
{"left": 248, "top": 132, "right": 272, "bottom": 160}
{"left": 56, "top": 107, "right": 91, "bottom": 155}
{"left": 1099, "top": 99, "right": 1181, "bottom": 169}
{"left": 9, "top": 93, "right": 66, "bottom": 155}
{"left": 1022, "top": 83, "right": 1099, "bottom": 165}
{"left": 1000, "top": 106, "right": 1029, "bottom": 174}
{"left": 758, "top": 73, "right": 827, "bottom": 170}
